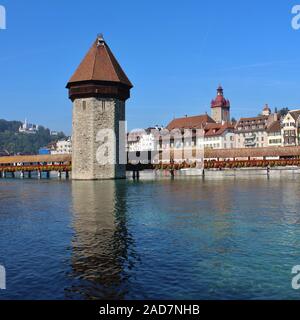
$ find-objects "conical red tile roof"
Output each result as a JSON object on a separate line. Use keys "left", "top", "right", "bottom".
{"left": 67, "top": 36, "right": 133, "bottom": 88}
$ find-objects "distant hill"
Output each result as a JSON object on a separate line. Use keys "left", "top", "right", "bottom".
{"left": 0, "top": 119, "right": 66, "bottom": 155}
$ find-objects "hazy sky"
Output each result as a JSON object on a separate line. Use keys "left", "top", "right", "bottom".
{"left": 0, "top": 0, "right": 300, "bottom": 134}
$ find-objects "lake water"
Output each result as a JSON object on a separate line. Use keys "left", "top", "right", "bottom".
{"left": 0, "top": 175, "right": 300, "bottom": 300}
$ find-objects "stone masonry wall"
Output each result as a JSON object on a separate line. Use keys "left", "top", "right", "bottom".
{"left": 211, "top": 107, "right": 222, "bottom": 123}
{"left": 72, "top": 97, "right": 126, "bottom": 180}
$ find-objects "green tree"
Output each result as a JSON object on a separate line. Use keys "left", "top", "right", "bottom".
{"left": 0, "top": 119, "right": 66, "bottom": 155}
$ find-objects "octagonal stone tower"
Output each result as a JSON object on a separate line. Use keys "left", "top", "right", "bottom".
{"left": 67, "top": 35, "right": 133, "bottom": 180}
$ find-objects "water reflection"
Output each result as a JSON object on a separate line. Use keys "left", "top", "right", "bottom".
{"left": 68, "top": 180, "right": 134, "bottom": 299}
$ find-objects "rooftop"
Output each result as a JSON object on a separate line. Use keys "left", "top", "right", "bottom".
{"left": 167, "top": 114, "right": 215, "bottom": 131}
{"left": 67, "top": 35, "right": 133, "bottom": 88}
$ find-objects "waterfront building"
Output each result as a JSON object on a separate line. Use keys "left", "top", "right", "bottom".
{"left": 203, "top": 122, "right": 235, "bottom": 149}
{"left": 19, "top": 119, "right": 39, "bottom": 134}
{"left": 160, "top": 86, "right": 235, "bottom": 163}
{"left": 127, "top": 127, "right": 164, "bottom": 152}
{"left": 281, "top": 109, "right": 300, "bottom": 146}
{"left": 166, "top": 114, "right": 213, "bottom": 151}
{"left": 235, "top": 105, "right": 278, "bottom": 148}
{"left": 66, "top": 35, "right": 133, "bottom": 180}
{"left": 267, "top": 121, "right": 282, "bottom": 147}
{"left": 51, "top": 137, "right": 72, "bottom": 155}
{"left": 166, "top": 87, "right": 234, "bottom": 153}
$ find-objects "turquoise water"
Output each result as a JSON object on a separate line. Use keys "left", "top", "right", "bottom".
{"left": 0, "top": 176, "right": 300, "bottom": 299}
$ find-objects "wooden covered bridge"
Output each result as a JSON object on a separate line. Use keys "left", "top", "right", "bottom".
{"left": 0, "top": 154, "right": 71, "bottom": 179}
{"left": 1, "top": 146, "right": 300, "bottom": 179}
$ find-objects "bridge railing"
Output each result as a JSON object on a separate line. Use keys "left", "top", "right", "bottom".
{"left": 0, "top": 164, "right": 72, "bottom": 172}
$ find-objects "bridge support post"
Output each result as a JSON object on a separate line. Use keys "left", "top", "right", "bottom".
{"left": 20, "top": 171, "right": 24, "bottom": 179}
{"left": 57, "top": 171, "right": 62, "bottom": 179}
{"left": 2, "top": 171, "right": 6, "bottom": 179}
{"left": 65, "top": 171, "right": 69, "bottom": 179}
{"left": 38, "top": 171, "right": 42, "bottom": 179}
{"left": 46, "top": 171, "right": 50, "bottom": 179}
{"left": 28, "top": 171, "right": 31, "bottom": 179}
{"left": 11, "top": 172, "right": 15, "bottom": 178}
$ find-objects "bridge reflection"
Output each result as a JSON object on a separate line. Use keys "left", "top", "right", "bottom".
{"left": 68, "top": 180, "right": 135, "bottom": 299}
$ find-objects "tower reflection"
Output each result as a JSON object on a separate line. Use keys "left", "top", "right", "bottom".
{"left": 68, "top": 180, "right": 134, "bottom": 299}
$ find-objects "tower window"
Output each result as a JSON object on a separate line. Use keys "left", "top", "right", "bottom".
{"left": 82, "top": 101, "right": 86, "bottom": 110}
{"left": 102, "top": 101, "right": 105, "bottom": 111}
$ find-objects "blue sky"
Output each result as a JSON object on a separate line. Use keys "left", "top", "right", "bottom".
{"left": 0, "top": 0, "right": 300, "bottom": 134}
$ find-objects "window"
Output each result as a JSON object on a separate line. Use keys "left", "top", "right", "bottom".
{"left": 82, "top": 101, "right": 86, "bottom": 110}
{"left": 270, "top": 139, "right": 282, "bottom": 144}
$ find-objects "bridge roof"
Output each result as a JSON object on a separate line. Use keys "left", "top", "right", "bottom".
{"left": 0, "top": 154, "right": 71, "bottom": 164}
{"left": 205, "top": 146, "right": 300, "bottom": 158}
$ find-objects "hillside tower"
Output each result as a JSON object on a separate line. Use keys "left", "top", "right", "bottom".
{"left": 67, "top": 35, "right": 133, "bottom": 180}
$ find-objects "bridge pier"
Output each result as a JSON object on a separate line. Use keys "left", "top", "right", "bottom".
{"left": 170, "top": 168, "right": 175, "bottom": 179}
{"left": 57, "top": 171, "right": 62, "bottom": 179}
{"left": 132, "top": 169, "right": 140, "bottom": 181}
{"left": 65, "top": 171, "right": 69, "bottom": 179}
{"left": 46, "top": 171, "right": 50, "bottom": 179}
{"left": 28, "top": 171, "right": 32, "bottom": 179}
{"left": 37, "top": 170, "right": 42, "bottom": 179}
{"left": 20, "top": 171, "right": 24, "bottom": 179}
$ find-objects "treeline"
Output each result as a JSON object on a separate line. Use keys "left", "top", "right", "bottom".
{"left": 0, "top": 119, "right": 66, "bottom": 155}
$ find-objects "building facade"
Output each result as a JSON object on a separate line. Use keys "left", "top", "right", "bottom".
{"left": 267, "top": 121, "right": 282, "bottom": 147}
{"left": 51, "top": 137, "right": 72, "bottom": 155}
{"left": 281, "top": 110, "right": 300, "bottom": 146}
{"left": 203, "top": 123, "right": 235, "bottom": 149}
{"left": 235, "top": 105, "right": 279, "bottom": 148}
{"left": 127, "top": 127, "right": 162, "bottom": 152}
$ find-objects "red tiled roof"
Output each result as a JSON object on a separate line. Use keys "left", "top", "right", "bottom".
{"left": 211, "top": 86, "right": 230, "bottom": 108}
{"left": 204, "top": 123, "right": 234, "bottom": 137}
{"left": 167, "top": 114, "right": 215, "bottom": 130}
{"left": 266, "top": 120, "right": 281, "bottom": 133}
{"left": 289, "top": 110, "right": 300, "bottom": 121}
{"left": 238, "top": 115, "right": 268, "bottom": 122}
{"left": 67, "top": 36, "right": 133, "bottom": 88}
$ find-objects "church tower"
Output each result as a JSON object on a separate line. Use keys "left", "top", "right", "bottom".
{"left": 67, "top": 35, "right": 133, "bottom": 180}
{"left": 211, "top": 86, "right": 230, "bottom": 123}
